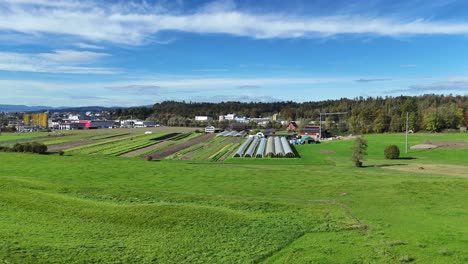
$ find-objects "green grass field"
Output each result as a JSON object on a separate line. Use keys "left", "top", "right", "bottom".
{"left": 0, "top": 132, "right": 467, "bottom": 263}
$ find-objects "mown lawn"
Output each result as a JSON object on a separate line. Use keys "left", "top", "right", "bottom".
{"left": 0, "top": 133, "right": 466, "bottom": 263}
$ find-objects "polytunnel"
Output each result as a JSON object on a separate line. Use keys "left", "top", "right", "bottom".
{"left": 280, "top": 137, "right": 295, "bottom": 157}
{"left": 227, "top": 131, "right": 238, "bottom": 137}
{"left": 265, "top": 137, "right": 275, "bottom": 157}
{"left": 233, "top": 136, "right": 253, "bottom": 157}
{"left": 244, "top": 137, "right": 259, "bottom": 157}
{"left": 274, "top": 136, "right": 284, "bottom": 157}
{"left": 217, "top": 131, "right": 229, "bottom": 137}
{"left": 255, "top": 138, "right": 267, "bottom": 158}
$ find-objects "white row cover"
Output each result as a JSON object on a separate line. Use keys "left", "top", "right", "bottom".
{"left": 234, "top": 136, "right": 295, "bottom": 158}
{"left": 233, "top": 136, "right": 253, "bottom": 157}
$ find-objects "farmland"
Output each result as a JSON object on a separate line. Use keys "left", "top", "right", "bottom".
{"left": 0, "top": 131, "right": 467, "bottom": 263}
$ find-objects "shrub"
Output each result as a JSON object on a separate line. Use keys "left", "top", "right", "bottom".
{"left": 58, "top": 150, "right": 65, "bottom": 156}
{"left": 144, "top": 155, "right": 153, "bottom": 161}
{"left": 13, "top": 143, "right": 24, "bottom": 152}
{"left": 23, "top": 142, "right": 33, "bottom": 153}
{"left": 0, "top": 146, "right": 11, "bottom": 152}
{"left": 31, "top": 142, "right": 48, "bottom": 154}
{"left": 384, "top": 145, "right": 400, "bottom": 159}
{"left": 351, "top": 137, "right": 368, "bottom": 167}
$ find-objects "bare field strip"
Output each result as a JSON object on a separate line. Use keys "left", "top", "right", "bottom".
{"left": 381, "top": 163, "right": 468, "bottom": 178}
{"left": 120, "top": 141, "right": 172, "bottom": 157}
{"left": 149, "top": 133, "right": 215, "bottom": 159}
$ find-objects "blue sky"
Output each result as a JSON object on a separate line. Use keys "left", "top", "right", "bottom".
{"left": 0, "top": 0, "right": 467, "bottom": 107}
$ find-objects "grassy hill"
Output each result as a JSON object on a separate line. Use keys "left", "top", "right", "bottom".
{"left": 0, "top": 133, "right": 466, "bottom": 263}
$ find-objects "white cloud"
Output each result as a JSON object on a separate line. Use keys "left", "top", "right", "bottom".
{"left": 0, "top": 50, "right": 115, "bottom": 74}
{"left": 2, "top": 1, "right": 468, "bottom": 45}
{"left": 37, "top": 50, "right": 110, "bottom": 63}
{"left": 75, "top": 42, "right": 106, "bottom": 50}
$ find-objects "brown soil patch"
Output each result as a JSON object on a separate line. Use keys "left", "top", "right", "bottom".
{"left": 410, "top": 144, "right": 438, "bottom": 150}
{"left": 320, "top": 149, "right": 336, "bottom": 154}
{"left": 382, "top": 163, "right": 468, "bottom": 178}
{"left": 149, "top": 133, "right": 215, "bottom": 159}
{"left": 119, "top": 140, "right": 172, "bottom": 157}
{"left": 424, "top": 140, "right": 468, "bottom": 149}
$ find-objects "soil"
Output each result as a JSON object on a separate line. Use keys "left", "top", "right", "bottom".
{"left": 410, "top": 144, "right": 438, "bottom": 150}
{"left": 119, "top": 140, "right": 172, "bottom": 157}
{"left": 381, "top": 164, "right": 468, "bottom": 178}
{"left": 424, "top": 140, "right": 468, "bottom": 149}
{"left": 149, "top": 133, "right": 215, "bottom": 159}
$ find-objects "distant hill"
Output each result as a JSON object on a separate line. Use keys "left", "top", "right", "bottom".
{"left": 0, "top": 104, "right": 54, "bottom": 112}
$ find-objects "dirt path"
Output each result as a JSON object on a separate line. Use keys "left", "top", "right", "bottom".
{"left": 149, "top": 133, "right": 215, "bottom": 159}
{"left": 381, "top": 163, "right": 468, "bottom": 178}
{"left": 120, "top": 141, "right": 172, "bottom": 157}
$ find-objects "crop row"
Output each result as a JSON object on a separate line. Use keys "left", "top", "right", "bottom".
{"left": 90, "top": 133, "right": 130, "bottom": 140}
{"left": 167, "top": 136, "right": 238, "bottom": 161}
{"left": 127, "top": 132, "right": 201, "bottom": 158}
{"left": 67, "top": 134, "right": 165, "bottom": 156}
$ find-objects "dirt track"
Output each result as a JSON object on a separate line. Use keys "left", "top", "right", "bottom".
{"left": 149, "top": 133, "right": 215, "bottom": 159}
{"left": 120, "top": 141, "right": 172, "bottom": 157}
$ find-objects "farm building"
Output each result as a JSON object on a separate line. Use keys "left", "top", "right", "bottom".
{"left": 205, "top": 126, "right": 216, "bottom": 133}
{"left": 195, "top": 116, "right": 213, "bottom": 121}
{"left": 59, "top": 122, "right": 85, "bottom": 130}
{"left": 301, "top": 126, "right": 320, "bottom": 138}
{"left": 300, "top": 135, "right": 315, "bottom": 144}
{"left": 79, "top": 120, "right": 115, "bottom": 129}
{"left": 286, "top": 122, "right": 298, "bottom": 131}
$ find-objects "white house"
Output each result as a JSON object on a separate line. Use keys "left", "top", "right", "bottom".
{"left": 205, "top": 125, "right": 216, "bottom": 133}
{"left": 195, "top": 116, "right": 213, "bottom": 121}
{"left": 225, "top": 114, "right": 236, "bottom": 120}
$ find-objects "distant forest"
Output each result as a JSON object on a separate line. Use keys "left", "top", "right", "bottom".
{"left": 112, "top": 94, "right": 468, "bottom": 134}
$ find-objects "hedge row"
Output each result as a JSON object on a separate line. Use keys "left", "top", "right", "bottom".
{"left": 0, "top": 142, "right": 48, "bottom": 154}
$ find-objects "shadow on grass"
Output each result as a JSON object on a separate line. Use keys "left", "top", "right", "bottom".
{"left": 398, "top": 157, "right": 416, "bottom": 160}
{"left": 291, "top": 145, "right": 301, "bottom": 158}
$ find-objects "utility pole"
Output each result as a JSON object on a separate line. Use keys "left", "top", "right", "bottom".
{"left": 405, "top": 112, "right": 409, "bottom": 154}
{"left": 319, "top": 112, "right": 322, "bottom": 139}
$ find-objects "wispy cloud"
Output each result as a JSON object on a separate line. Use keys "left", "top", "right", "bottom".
{"left": 105, "top": 85, "right": 163, "bottom": 95}
{"left": 355, "top": 78, "right": 392, "bottom": 83}
{"left": 187, "top": 95, "right": 282, "bottom": 103}
{"left": 37, "top": 50, "right": 110, "bottom": 63}
{"left": 237, "top": 85, "right": 262, "bottom": 89}
{"left": 0, "top": 50, "right": 115, "bottom": 74}
{"left": 388, "top": 80, "right": 468, "bottom": 94}
{"left": 3, "top": 1, "right": 468, "bottom": 45}
{"left": 75, "top": 42, "right": 106, "bottom": 50}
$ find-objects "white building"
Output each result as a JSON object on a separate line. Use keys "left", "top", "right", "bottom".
{"left": 205, "top": 125, "right": 216, "bottom": 133}
{"left": 195, "top": 116, "right": 213, "bottom": 121}
{"left": 225, "top": 114, "right": 236, "bottom": 120}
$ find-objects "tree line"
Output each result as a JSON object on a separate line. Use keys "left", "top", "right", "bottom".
{"left": 111, "top": 94, "right": 467, "bottom": 134}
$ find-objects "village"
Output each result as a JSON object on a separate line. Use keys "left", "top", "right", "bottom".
{"left": 1, "top": 110, "right": 336, "bottom": 143}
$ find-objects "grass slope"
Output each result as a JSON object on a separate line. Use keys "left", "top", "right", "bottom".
{"left": 0, "top": 132, "right": 467, "bottom": 263}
